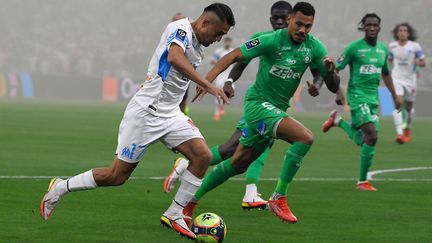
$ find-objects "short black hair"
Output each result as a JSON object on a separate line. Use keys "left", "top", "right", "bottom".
{"left": 392, "top": 22, "right": 418, "bottom": 41}
{"left": 358, "top": 13, "right": 381, "bottom": 31}
{"left": 271, "top": 1, "right": 292, "bottom": 14}
{"left": 204, "top": 3, "right": 235, "bottom": 26}
{"left": 292, "top": 2, "right": 315, "bottom": 17}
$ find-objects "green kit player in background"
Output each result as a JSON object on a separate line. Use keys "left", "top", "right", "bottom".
{"left": 183, "top": 2, "right": 340, "bottom": 224}
{"left": 164, "top": 1, "right": 327, "bottom": 211}
{"left": 322, "top": 13, "right": 402, "bottom": 191}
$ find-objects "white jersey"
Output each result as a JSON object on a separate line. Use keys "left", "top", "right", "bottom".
{"left": 389, "top": 40, "right": 425, "bottom": 84}
{"left": 134, "top": 18, "right": 203, "bottom": 118}
{"left": 212, "top": 47, "right": 234, "bottom": 87}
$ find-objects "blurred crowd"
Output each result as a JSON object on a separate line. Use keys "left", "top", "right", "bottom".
{"left": 0, "top": 0, "right": 431, "bottom": 88}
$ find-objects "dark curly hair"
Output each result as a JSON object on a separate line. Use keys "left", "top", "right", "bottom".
{"left": 357, "top": 13, "right": 381, "bottom": 31}
{"left": 392, "top": 22, "right": 417, "bottom": 41}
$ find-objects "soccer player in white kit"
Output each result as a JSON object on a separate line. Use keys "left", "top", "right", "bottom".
{"left": 211, "top": 36, "right": 234, "bottom": 120}
{"left": 389, "top": 22, "right": 425, "bottom": 144}
{"left": 39, "top": 3, "right": 235, "bottom": 240}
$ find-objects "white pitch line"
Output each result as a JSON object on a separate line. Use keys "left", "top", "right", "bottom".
{"left": 367, "top": 167, "right": 432, "bottom": 180}
{"left": 0, "top": 175, "right": 431, "bottom": 182}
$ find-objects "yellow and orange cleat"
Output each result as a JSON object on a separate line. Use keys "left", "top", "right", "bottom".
{"left": 40, "top": 177, "right": 64, "bottom": 220}
{"left": 163, "top": 157, "right": 189, "bottom": 193}
{"left": 160, "top": 214, "right": 196, "bottom": 240}
{"left": 241, "top": 193, "right": 268, "bottom": 210}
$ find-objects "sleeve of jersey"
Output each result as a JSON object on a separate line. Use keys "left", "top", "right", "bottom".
{"left": 382, "top": 48, "right": 390, "bottom": 74}
{"left": 310, "top": 40, "right": 329, "bottom": 77}
{"left": 241, "top": 32, "right": 262, "bottom": 65}
{"left": 336, "top": 45, "right": 352, "bottom": 71}
{"left": 415, "top": 43, "right": 425, "bottom": 60}
{"left": 239, "top": 33, "right": 275, "bottom": 63}
{"left": 166, "top": 25, "right": 190, "bottom": 52}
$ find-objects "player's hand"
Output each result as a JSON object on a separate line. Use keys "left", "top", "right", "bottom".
{"left": 323, "top": 57, "right": 336, "bottom": 73}
{"left": 208, "top": 85, "right": 230, "bottom": 105}
{"left": 192, "top": 86, "right": 206, "bottom": 102}
{"left": 223, "top": 81, "right": 235, "bottom": 98}
{"left": 306, "top": 80, "right": 320, "bottom": 97}
{"left": 394, "top": 95, "right": 403, "bottom": 112}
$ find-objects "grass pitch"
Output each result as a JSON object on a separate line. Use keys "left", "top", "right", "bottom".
{"left": 0, "top": 100, "right": 431, "bottom": 242}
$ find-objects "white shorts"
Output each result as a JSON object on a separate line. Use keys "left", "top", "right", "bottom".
{"left": 394, "top": 81, "right": 416, "bottom": 102}
{"left": 115, "top": 100, "right": 204, "bottom": 163}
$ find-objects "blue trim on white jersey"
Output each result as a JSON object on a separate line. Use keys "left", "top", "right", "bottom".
{"left": 158, "top": 49, "right": 171, "bottom": 81}
{"left": 415, "top": 50, "right": 424, "bottom": 59}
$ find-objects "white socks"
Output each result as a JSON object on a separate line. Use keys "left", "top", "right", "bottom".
{"left": 392, "top": 109, "right": 403, "bottom": 135}
{"left": 165, "top": 169, "right": 202, "bottom": 216}
{"left": 243, "top": 183, "right": 258, "bottom": 201}
{"left": 56, "top": 170, "right": 98, "bottom": 196}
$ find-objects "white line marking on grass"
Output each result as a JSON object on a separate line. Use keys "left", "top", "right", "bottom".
{"left": 1, "top": 175, "right": 431, "bottom": 181}
{"left": 367, "top": 167, "right": 432, "bottom": 180}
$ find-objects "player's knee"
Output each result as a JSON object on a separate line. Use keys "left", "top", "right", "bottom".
{"left": 364, "top": 134, "right": 377, "bottom": 146}
{"left": 301, "top": 133, "right": 314, "bottom": 145}
{"left": 195, "top": 149, "right": 212, "bottom": 167}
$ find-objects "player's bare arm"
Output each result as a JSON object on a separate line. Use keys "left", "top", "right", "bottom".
{"left": 306, "top": 68, "right": 323, "bottom": 97}
{"left": 335, "top": 87, "right": 346, "bottom": 105}
{"left": 222, "top": 62, "right": 249, "bottom": 98}
{"left": 381, "top": 72, "right": 402, "bottom": 111}
{"left": 168, "top": 43, "right": 229, "bottom": 104}
{"left": 193, "top": 48, "right": 244, "bottom": 101}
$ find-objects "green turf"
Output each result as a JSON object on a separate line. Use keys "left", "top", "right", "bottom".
{"left": 1, "top": 100, "right": 431, "bottom": 242}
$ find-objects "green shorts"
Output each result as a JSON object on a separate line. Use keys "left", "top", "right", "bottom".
{"left": 350, "top": 103, "right": 380, "bottom": 131}
{"left": 239, "top": 98, "right": 288, "bottom": 152}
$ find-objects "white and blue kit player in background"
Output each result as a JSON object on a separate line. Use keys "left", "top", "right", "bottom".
{"left": 210, "top": 36, "right": 234, "bottom": 120}
{"left": 389, "top": 22, "right": 425, "bottom": 144}
{"left": 39, "top": 3, "right": 235, "bottom": 240}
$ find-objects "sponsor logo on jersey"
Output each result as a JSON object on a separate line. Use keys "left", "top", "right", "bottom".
{"left": 359, "top": 65, "right": 382, "bottom": 74}
{"left": 298, "top": 47, "right": 311, "bottom": 53}
{"left": 175, "top": 29, "right": 187, "bottom": 41}
{"left": 269, "top": 65, "right": 302, "bottom": 79}
{"left": 369, "top": 58, "right": 378, "bottom": 62}
{"left": 358, "top": 49, "right": 371, "bottom": 52}
{"left": 245, "top": 38, "right": 261, "bottom": 49}
{"left": 286, "top": 59, "right": 297, "bottom": 65}
{"left": 304, "top": 55, "right": 311, "bottom": 63}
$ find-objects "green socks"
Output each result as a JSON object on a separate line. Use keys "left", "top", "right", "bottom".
{"left": 339, "top": 119, "right": 363, "bottom": 146}
{"left": 210, "top": 146, "right": 223, "bottom": 165}
{"left": 245, "top": 147, "right": 270, "bottom": 184}
{"left": 275, "top": 142, "right": 311, "bottom": 195}
{"left": 194, "top": 158, "right": 238, "bottom": 201}
{"left": 360, "top": 144, "right": 375, "bottom": 181}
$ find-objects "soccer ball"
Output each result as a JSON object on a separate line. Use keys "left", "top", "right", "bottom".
{"left": 191, "top": 212, "right": 227, "bottom": 243}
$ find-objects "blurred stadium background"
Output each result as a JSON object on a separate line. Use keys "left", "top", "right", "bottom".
{"left": 1, "top": 1, "right": 431, "bottom": 242}
{"left": 1, "top": 0, "right": 432, "bottom": 115}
